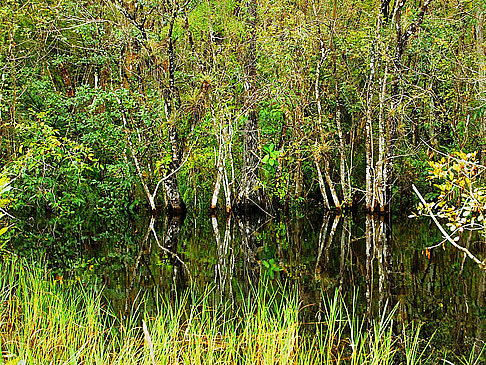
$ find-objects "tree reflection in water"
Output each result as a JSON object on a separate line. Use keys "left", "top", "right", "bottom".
{"left": 10, "top": 209, "right": 485, "bottom": 354}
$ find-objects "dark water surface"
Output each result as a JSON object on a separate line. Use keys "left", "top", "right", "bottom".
{"left": 11, "top": 209, "right": 486, "bottom": 354}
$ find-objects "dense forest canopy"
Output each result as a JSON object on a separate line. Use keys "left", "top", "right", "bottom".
{"left": 0, "top": 0, "right": 485, "bottom": 217}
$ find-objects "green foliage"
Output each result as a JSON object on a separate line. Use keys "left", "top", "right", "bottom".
{"left": 262, "top": 143, "right": 280, "bottom": 169}
{"left": 0, "top": 176, "right": 11, "bottom": 238}
{"left": 417, "top": 151, "right": 486, "bottom": 237}
{"left": 4, "top": 120, "right": 97, "bottom": 214}
{"left": 0, "top": 0, "right": 485, "bottom": 212}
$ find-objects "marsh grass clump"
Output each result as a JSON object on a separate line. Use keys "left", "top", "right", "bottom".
{"left": 0, "top": 257, "right": 482, "bottom": 364}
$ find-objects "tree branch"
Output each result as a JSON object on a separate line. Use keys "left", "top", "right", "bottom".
{"left": 412, "top": 184, "right": 485, "bottom": 268}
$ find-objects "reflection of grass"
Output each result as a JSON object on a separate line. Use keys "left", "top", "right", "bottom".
{"left": 0, "top": 258, "right": 482, "bottom": 364}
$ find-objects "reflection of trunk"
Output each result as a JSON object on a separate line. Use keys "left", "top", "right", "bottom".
{"left": 475, "top": 243, "right": 486, "bottom": 351}
{"left": 124, "top": 216, "right": 154, "bottom": 315}
{"left": 365, "top": 215, "right": 372, "bottom": 314}
{"left": 211, "top": 215, "right": 234, "bottom": 302}
{"left": 365, "top": 214, "right": 394, "bottom": 316}
{"left": 237, "top": 0, "right": 264, "bottom": 211}
{"left": 375, "top": 217, "right": 393, "bottom": 311}
{"left": 316, "top": 214, "right": 340, "bottom": 273}
{"left": 237, "top": 216, "right": 262, "bottom": 292}
{"left": 338, "top": 216, "right": 352, "bottom": 292}
{"left": 316, "top": 214, "right": 329, "bottom": 275}
{"left": 162, "top": 214, "right": 187, "bottom": 294}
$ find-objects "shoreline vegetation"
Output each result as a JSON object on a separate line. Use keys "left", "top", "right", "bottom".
{"left": 1, "top": 0, "right": 486, "bottom": 362}
{"left": 1, "top": 0, "right": 485, "bottom": 217}
{"left": 0, "top": 258, "right": 483, "bottom": 364}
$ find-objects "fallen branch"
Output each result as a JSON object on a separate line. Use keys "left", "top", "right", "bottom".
{"left": 412, "top": 184, "right": 485, "bottom": 268}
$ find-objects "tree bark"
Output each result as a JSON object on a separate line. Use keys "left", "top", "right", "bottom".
{"left": 324, "top": 158, "right": 341, "bottom": 209}
{"left": 237, "top": 0, "right": 265, "bottom": 212}
{"left": 384, "top": 0, "right": 432, "bottom": 213}
{"left": 161, "top": 12, "right": 185, "bottom": 214}
{"left": 365, "top": 37, "right": 377, "bottom": 212}
{"left": 477, "top": 5, "right": 486, "bottom": 164}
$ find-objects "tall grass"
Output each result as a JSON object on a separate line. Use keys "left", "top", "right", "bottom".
{"left": 0, "top": 258, "right": 481, "bottom": 364}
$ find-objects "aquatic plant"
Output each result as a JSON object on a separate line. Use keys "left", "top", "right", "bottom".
{"left": 0, "top": 257, "right": 482, "bottom": 364}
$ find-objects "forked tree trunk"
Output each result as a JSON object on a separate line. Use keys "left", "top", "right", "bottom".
{"left": 313, "top": 14, "right": 339, "bottom": 210}
{"left": 116, "top": 3, "right": 185, "bottom": 214}
{"left": 211, "top": 107, "right": 233, "bottom": 213}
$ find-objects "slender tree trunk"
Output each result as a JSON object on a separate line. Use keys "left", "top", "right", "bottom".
{"left": 237, "top": 0, "right": 265, "bottom": 211}
{"left": 313, "top": 11, "right": 337, "bottom": 209}
{"left": 377, "top": 62, "right": 389, "bottom": 212}
{"left": 293, "top": 107, "right": 304, "bottom": 199}
{"left": 314, "top": 152, "right": 331, "bottom": 210}
{"left": 384, "top": 0, "right": 432, "bottom": 212}
{"left": 365, "top": 38, "right": 377, "bottom": 212}
{"left": 330, "top": 0, "right": 350, "bottom": 206}
{"left": 211, "top": 116, "right": 232, "bottom": 212}
{"left": 116, "top": 3, "right": 185, "bottom": 213}
{"left": 335, "top": 108, "right": 350, "bottom": 205}
{"left": 211, "top": 156, "right": 223, "bottom": 211}
{"left": 211, "top": 107, "right": 223, "bottom": 211}
{"left": 294, "top": 150, "right": 304, "bottom": 198}
{"left": 222, "top": 124, "right": 233, "bottom": 213}
{"left": 162, "top": 13, "right": 185, "bottom": 214}
{"left": 324, "top": 158, "right": 341, "bottom": 209}
{"left": 477, "top": 5, "right": 486, "bottom": 164}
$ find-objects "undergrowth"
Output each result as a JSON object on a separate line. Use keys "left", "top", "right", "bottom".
{"left": 0, "top": 257, "right": 482, "bottom": 364}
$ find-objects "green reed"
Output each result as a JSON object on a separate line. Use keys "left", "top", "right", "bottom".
{"left": 0, "top": 258, "right": 482, "bottom": 364}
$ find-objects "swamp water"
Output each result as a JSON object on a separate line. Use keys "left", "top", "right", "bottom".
{"left": 10, "top": 210, "right": 486, "bottom": 356}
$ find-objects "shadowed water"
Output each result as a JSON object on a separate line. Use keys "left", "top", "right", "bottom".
{"left": 10, "top": 210, "right": 486, "bottom": 354}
